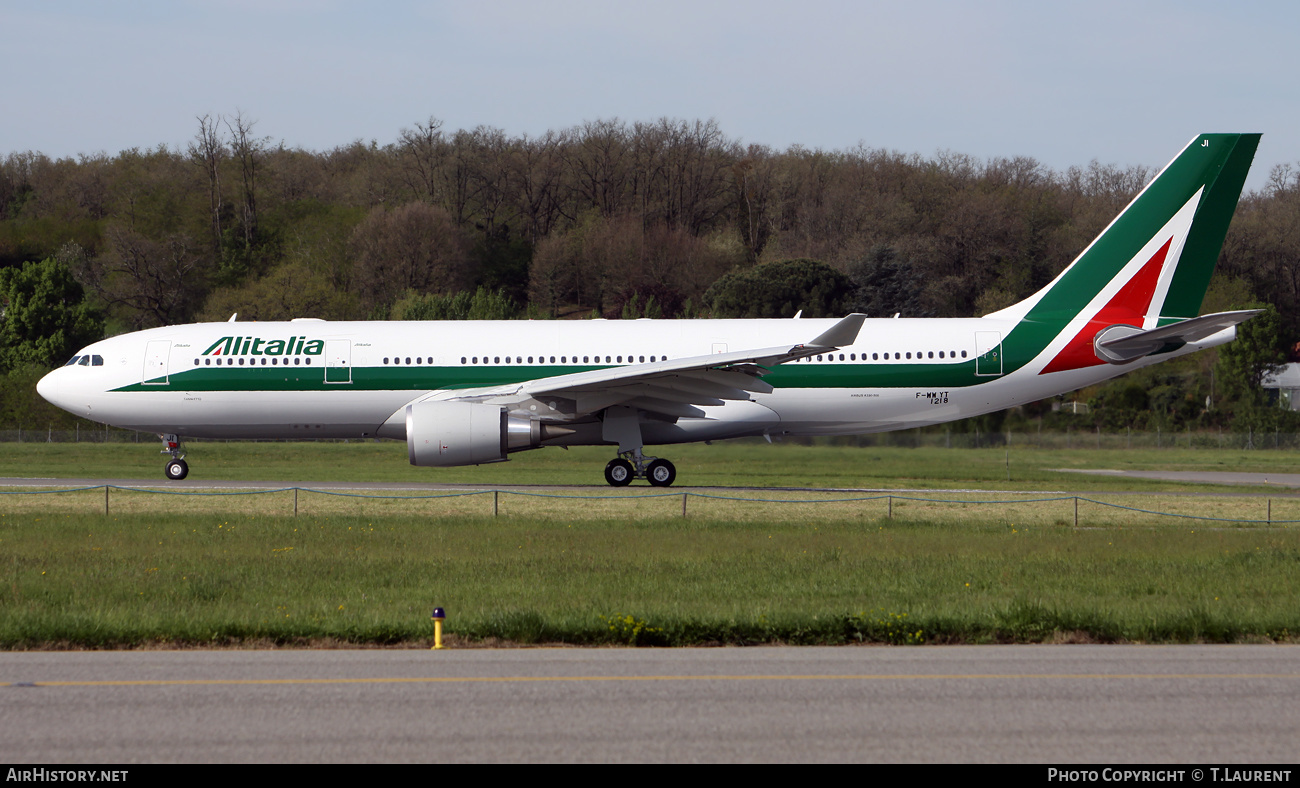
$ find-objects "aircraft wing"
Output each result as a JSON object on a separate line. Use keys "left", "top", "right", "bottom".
{"left": 433, "top": 313, "right": 866, "bottom": 420}
{"left": 1096, "top": 310, "right": 1261, "bottom": 362}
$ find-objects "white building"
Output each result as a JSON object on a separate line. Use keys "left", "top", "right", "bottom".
{"left": 1262, "top": 363, "right": 1300, "bottom": 410}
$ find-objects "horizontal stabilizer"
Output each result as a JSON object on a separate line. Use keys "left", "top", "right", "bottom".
{"left": 1095, "top": 310, "right": 1261, "bottom": 363}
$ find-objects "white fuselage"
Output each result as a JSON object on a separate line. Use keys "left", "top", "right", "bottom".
{"left": 36, "top": 316, "right": 1230, "bottom": 448}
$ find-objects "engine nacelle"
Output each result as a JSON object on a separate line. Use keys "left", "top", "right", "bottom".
{"left": 406, "top": 401, "right": 573, "bottom": 467}
{"left": 406, "top": 401, "right": 507, "bottom": 467}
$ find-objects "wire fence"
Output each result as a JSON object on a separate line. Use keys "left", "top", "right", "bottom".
{"left": 1, "top": 426, "right": 1298, "bottom": 450}
{"left": 1, "top": 485, "right": 1295, "bottom": 525}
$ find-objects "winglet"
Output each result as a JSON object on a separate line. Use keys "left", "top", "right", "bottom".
{"left": 808, "top": 313, "right": 866, "bottom": 348}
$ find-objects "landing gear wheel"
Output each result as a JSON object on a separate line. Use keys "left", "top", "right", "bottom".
{"left": 647, "top": 459, "right": 676, "bottom": 487}
{"left": 165, "top": 459, "right": 189, "bottom": 481}
{"left": 604, "top": 458, "right": 634, "bottom": 487}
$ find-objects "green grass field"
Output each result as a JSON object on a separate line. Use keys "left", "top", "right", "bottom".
{"left": 2, "top": 440, "right": 1299, "bottom": 648}
{"left": 3, "top": 510, "right": 1296, "bottom": 648}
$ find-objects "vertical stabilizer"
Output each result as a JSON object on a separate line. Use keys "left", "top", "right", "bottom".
{"left": 988, "top": 133, "right": 1259, "bottom": 375}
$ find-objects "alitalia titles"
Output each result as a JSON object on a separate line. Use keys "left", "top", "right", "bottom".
{"left": 203, "top": 336, "right": 324, "bottom": 357}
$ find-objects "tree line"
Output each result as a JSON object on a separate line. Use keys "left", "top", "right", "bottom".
{"left": 2, "top": 114, "right": 1299, "bottom": 430}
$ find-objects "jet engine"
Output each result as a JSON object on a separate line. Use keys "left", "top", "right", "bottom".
{"left": 405, "top": 401, "right": 571, "bottom": 467}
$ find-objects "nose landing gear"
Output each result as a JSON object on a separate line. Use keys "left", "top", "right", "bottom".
{"left": 160, "top": 434, "right": 188, "bottom": 480}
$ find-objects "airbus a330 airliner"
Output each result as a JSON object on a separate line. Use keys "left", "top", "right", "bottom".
{"left": 38, "top": 133, "right": 1261, "bottom": 486}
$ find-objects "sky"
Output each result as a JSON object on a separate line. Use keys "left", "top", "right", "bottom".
{"left": 3, "top": 0, "right": 1297, "bottom": 192}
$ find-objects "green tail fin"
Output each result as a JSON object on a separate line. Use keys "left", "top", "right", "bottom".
{"left": 1001, "top": 133, "right": 1260, "bottom": 326}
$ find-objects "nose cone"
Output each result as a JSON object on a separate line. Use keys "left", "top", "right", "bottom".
{"left": 36, "top": 369, "right": 60, "bottom": 407}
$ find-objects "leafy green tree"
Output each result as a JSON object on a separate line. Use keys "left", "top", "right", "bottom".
{"left": 390, "top": 286, "right": 520, "bottom": 321}
{"left": 848, "top": 246, "right": 930, "bottom": 317}
{"left": 1216, "top": 303, "right": 1286, "bottom": 409}
{"left": 197, "top": 261, "right": 358, "bottom": 322}
{"left": 704, "top": 258, "right": 851, "bottom": 318}
{"left": 1088, "top": 381, "right": 1150, "bottom": 430}
{"left": 0, "top": 256, "right": 103, "bottom": 372}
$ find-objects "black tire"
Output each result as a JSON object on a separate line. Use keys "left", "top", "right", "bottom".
{"left": 647, "top": 458, "right": 676, "bottom": 487}
{"left": 604, "top": 458, "right": 634, "bottom": 487}
{"left": 165, "top": 459, "right": 189, "bottom": 481}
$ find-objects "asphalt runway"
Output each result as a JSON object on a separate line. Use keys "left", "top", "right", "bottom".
{"left": 1055, "top": 469, "right": 1300, "bottom": 488}
{"left": 2, "top": 646, "right": 1298, "bottom": 763}
{"left": 3, "top": 473, "right": 1299, "bottom": 497}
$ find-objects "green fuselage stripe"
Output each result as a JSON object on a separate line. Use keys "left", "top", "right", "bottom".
{"left": 114, "top": 356, "right": 1017, "bottom": 394}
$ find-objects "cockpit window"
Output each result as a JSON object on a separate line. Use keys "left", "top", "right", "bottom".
{"left": 64, "top": 356, "right": 81, "bottom": 366}
{"left": 91, "top": 355, "right": 103, "bottom": 366}
{"left": 78, "top": 356, "right": 90, "bottom": 366}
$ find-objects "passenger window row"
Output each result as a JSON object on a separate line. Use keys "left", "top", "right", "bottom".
{"left": 799, "top": 350, "right": 969, "bottom": 362}
{"left": 454, "top": 355, "right": 665, "bottom": 365}
{"left": 194, "top": 357, "right": 311, "bottom": 366}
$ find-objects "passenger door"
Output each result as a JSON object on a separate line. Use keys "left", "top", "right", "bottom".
{"left": 325, "top": 339, "right": 352, "bottom": 383}
{"left": 143, "top": 340, "right": 170, "bottom": 384}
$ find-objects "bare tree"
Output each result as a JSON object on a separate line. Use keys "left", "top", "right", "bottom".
{"left": 348, "top": 202, "right": 472, "bottom": 309}
{"left": 224, "top": 111, "right": 267, "bottom": 252}
{"left": 188, "top": 114, "right": 226, "bottom": 252}
{"left": 397, "top": 116, "right": 446, "bottom": 203}
{"left": 512, "top": 130, "right": 566, "bottom": 242}
{"left": 565, "top": 119, "right": 631, "bottom": 218}
{"left": 79, "top": 225, "right": 209, "bottom": 329}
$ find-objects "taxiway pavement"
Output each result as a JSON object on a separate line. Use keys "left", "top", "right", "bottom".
{"left": 3, "top": 645, "right": 1297, "bottom": 763}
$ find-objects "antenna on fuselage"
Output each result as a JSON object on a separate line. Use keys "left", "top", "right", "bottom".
{"left": 228, "top": 313, "right": 237, "bottom": 322}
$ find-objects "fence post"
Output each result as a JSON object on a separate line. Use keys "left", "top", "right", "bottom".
{"left": 1074, "top": 497, "right": 1078, "bottom": 528}
{"left": 104, "top": 485, "right": 109, "bottom": 516}
{"left": 682, "top": 492, "right": 688, "bottom": 517}
{"left": 294, "top": 488, "right": 298, "bottom": 517}
{"left": 493, "top": 490, "right": 499, "bottom": 517}
{"left": 888, "top": 496, "right": 893, "bottom": 519}
{"left": 1268, "top": 498, "right": 1271, "bottom": 525}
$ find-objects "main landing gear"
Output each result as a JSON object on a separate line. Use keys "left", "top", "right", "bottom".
{"left": 604, "top": 450, "right": 676, "bottom": 488}
{"left": 600, "top": 405, "right": 676, "bottom": 487}
{"left": 161, "top": 433, "right": 188, "bottom": 480}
